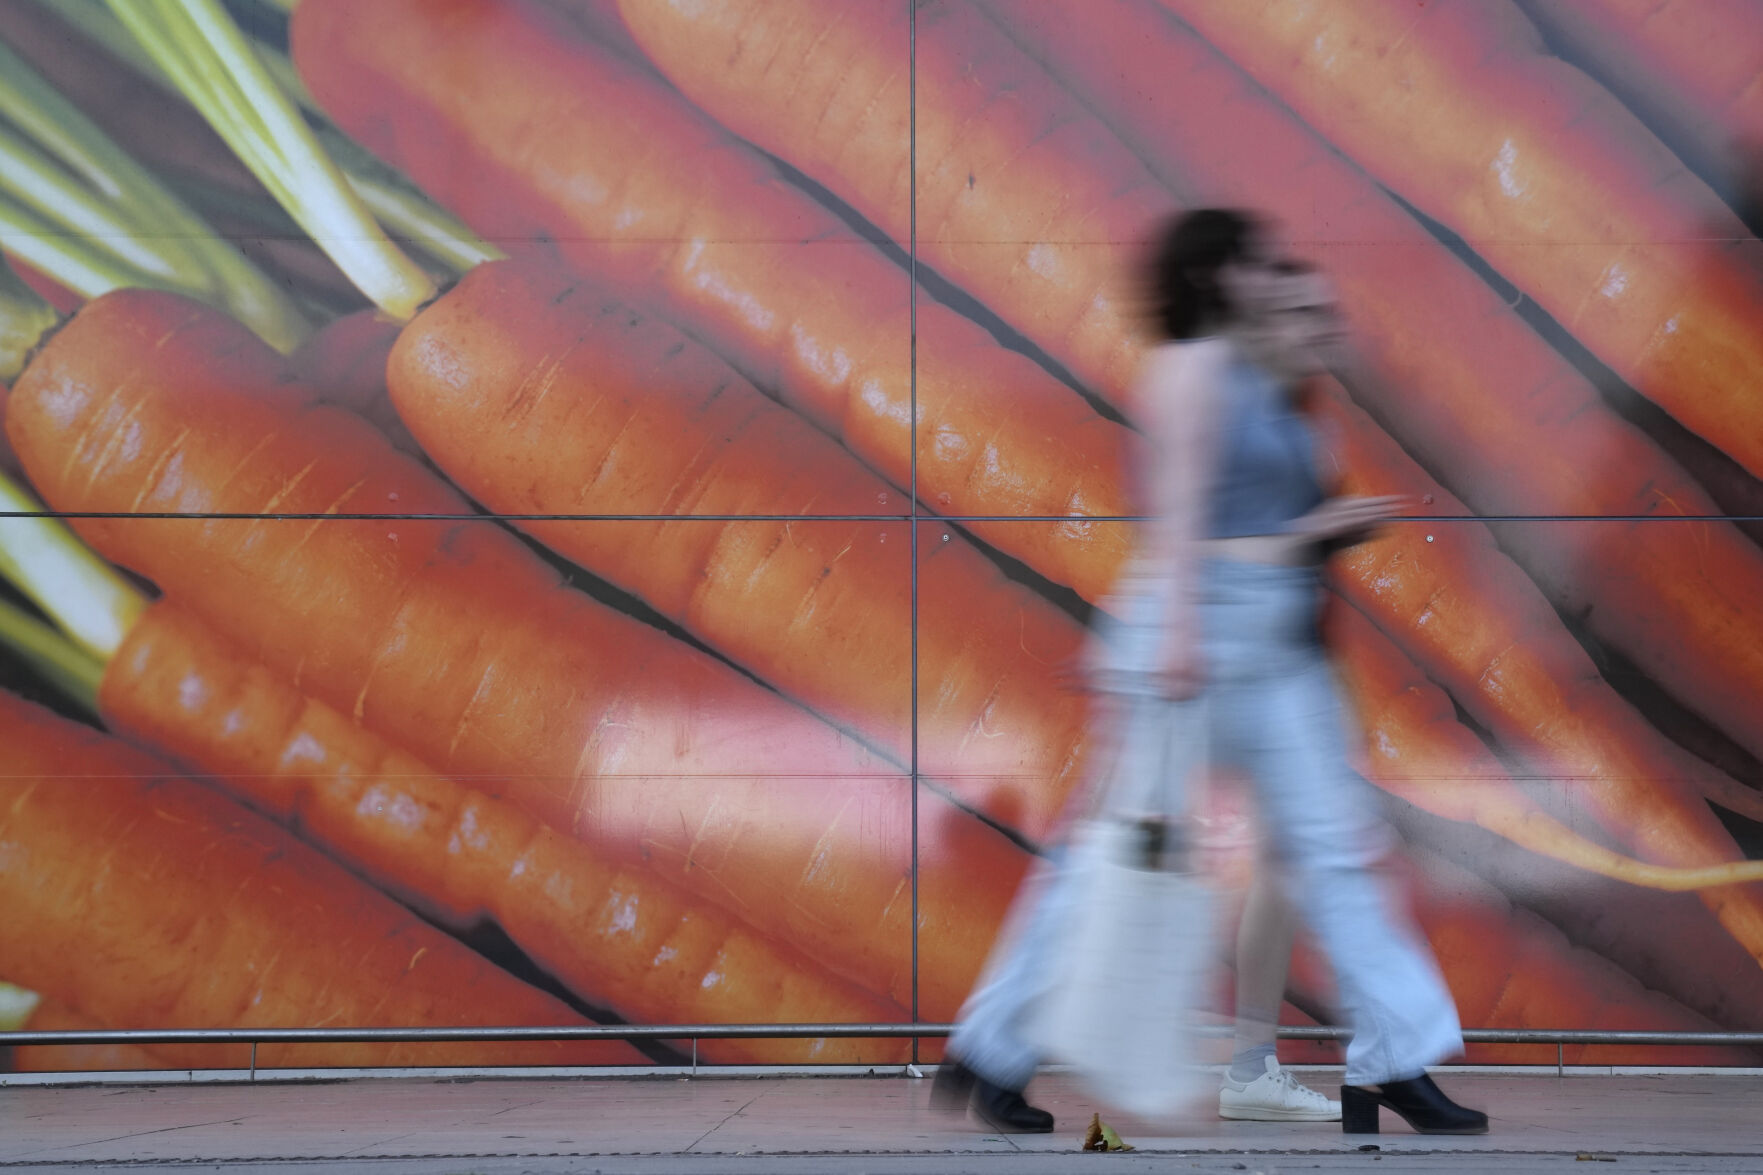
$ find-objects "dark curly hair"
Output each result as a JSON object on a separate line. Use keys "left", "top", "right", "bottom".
{"left": 1144, "top": 208, "right": 1266, "bottom": 340}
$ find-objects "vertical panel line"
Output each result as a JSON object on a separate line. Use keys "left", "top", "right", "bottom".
{"left": 907, "top": 0, "right": 922, "bottom": 1065}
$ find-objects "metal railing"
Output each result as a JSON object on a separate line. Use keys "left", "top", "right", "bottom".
{"left": 6, "top": 1023, "right": 1763, "bottom": 1047}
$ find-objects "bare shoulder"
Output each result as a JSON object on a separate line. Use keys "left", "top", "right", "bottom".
{"left": 1138, "top": 338, "right": 1233, "bottom": 422}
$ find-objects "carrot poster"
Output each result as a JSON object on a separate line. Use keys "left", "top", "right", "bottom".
{"left": 1, "top": 0, "right": 1761, "bottom": 1074}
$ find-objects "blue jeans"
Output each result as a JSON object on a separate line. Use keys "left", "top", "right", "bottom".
{"left": 948, "top": 560, "right": 1463, "bottom": 1088}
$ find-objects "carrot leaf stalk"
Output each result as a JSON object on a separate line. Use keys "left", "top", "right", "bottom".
{"left": 242, "top": 31, "right": 503, "bottom": 274}
{"left": 0, "top": 256, "right": 59, "bottom": 382}
{"left": 42, "top": 0, "right": 501, "bottom": 280}
{"left": 106, "top": 0, "right": 436, "bottom": 319}
{"left": 0, "top": 191, "right": 143, "bottom": 309}
{"left": 0, "top": 981, "right": 41, "bottom": 1031}
{"left": 0, "top": 121, "right": 193, "bottom": 287}
{"left": 0, "top": 468, "right": 145, "bottom": 664}
{"left": 1497, "top": 806, "right": 1763, "bottom": 893}
{"left": 331, "top": 156, "right": 505, "bottom": 277}
{"left": 0, "top": 594, "right": 104, "bottom": 716}
{"left": 0, "top": 36, "right": 308, "bottom": 351}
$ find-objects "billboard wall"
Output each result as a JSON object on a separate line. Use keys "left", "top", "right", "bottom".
{"left": 2, "top": 0, "right": 1762, "bottom": 1073}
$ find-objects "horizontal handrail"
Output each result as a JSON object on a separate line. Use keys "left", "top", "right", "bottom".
{"left": 3, "top": 1024, "right": 1761, "bottom": 1048}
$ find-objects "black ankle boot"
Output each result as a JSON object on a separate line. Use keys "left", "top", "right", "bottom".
{"left": 931, "top": 1056, "right": 1053, "bottom": 1133}
{"left": 971, "top": 1076, "right": 1055, "bottom": 1133}
{"left": 1341, "top": 1074, "right": 1487, "bottom": 1135}
{"left": 930, "top": 1059, "right": 978, "bottom": 1113}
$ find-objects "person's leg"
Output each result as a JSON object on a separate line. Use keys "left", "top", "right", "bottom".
{"left": 944, "top": 845, "right": 1073, "bottom": 1093}
{"left": 1194, "top": 562, "right": 1481, "bottom": 1133}
{"left": 1218, "top": 656, "right": 1464, "bottom": 1088}
{"left": 1217, "top": 855, "right": 1340, "bottom": 1121}
{"left": 1229, "top": 862, "right": 1296, "bottom": 1080}
{"left": 943, "top": 687, "right": 1179, "bottom": 1130}
{"left": 934, "top": 841, "right": 1063, "bottom": 1133}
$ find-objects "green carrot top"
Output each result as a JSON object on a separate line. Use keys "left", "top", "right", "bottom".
{"left": 0, "top": 31, "right": 308, "bottom": 349}
{"left": 105, "top": 0, "right": 441, "bottom": 320}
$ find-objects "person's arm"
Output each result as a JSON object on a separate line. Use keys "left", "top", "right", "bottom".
{"left": 1297, "top": 349, "right": 1411, "bottom": 551}
{"left": 1136, "top": 340, "right": 1229, "bottom": 700}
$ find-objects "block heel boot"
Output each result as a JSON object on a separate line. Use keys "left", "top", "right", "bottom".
{"left": 930, "top": 1059, "right": 977, "bottom": 1115}
{"left": 1340, "top": 1074, "right": 1487, "bottom": 1135}
{"left": 930, "top": 1058, "right": 1054, "bottom": 1133}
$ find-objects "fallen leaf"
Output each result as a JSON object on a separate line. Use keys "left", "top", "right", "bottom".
{"left": 1081, "top": 1112, "right": 1135, "bottom": 1152}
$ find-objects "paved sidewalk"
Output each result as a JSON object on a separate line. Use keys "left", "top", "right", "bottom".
{"left": 3, "top": 1070, "right": 1761, "bottom": 1173}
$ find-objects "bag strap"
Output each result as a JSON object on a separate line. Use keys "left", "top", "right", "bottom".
{"left": 1083, "top": 691, "right": 1209, "bottom": 872}
{"left": 1148, "top": 694, "right": 1208, "bottom": 871}
{"left": 1152, "top": 694, "right": 1207, "bottom": 823}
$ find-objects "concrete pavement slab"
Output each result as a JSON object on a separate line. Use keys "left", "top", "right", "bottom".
{"left": 1, "top": 1070, "right": 1759, "bottom": 1172}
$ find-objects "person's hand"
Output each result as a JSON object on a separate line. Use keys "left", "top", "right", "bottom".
{"left": 1292, "top": 494, "right": 1410, "bottom": 548}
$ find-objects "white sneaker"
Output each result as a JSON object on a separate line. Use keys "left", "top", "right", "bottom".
{"left": 1218, "top": 1056, "right": 1342, "bottom": 1121}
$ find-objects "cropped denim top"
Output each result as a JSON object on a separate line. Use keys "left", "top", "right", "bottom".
{"left": 1206, "top": 353, "right": 1324, "bottom": 538}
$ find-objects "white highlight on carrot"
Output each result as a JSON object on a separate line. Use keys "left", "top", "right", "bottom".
{"left": 1492, "top": 139, "right": 1526, "bottom": 199}
{"left": 177, "top": 670, "right": 208, "bottom": 710}
{"left": 609, "top": 894, "right": 640, "bottom": 934}
{"left": 381, "top": 791, "right": 428, "bottom": 834}
{"left": 283, "top": 731, "right": 325, "bottom": 767}
{"left": 680, "top": 239, "right": 778, "bottom": 333}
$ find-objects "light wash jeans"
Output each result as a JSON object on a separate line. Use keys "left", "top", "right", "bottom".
{"left": 948, "top": 559, "right": 1463, "bottom": 1088}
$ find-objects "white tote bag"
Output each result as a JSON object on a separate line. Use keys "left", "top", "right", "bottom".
{"left": 1027, "top": 693, "right": 1217, "bottom": 1121}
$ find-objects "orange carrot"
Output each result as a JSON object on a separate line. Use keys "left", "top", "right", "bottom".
{"left": 386, "top": 257, "right": 1092, "bottom": 839}
{"left": 549, "top": 0, "right": 654, "bottom": 64}
{"left": 284, "top": 308, "right": 423, "bottom": 455}
{"left": 0, "top": 386, "right": 16, "bottom": 479}
{"left": 613, "top": 0, "right": 1167, "bottom": 410}
{"left": 985, "top": 0, "right": 1763, "bottom": 771}
{"left": 1182, "top": 743, "right": 1757, "bottom": 1065}
{"left": 1326, "top": 600, "right": 1763, "bottom": 969}
{"left": 1520, "top": 0, "right": 1763, "bottom": 196}
{"left": 100, "top": 598, "right": 912, "bottom": 1065}
{"left": 1386, "top": 780, "right": 1763, "bottom": 1038}
{"left": 290, "top": 0, "right": 1134, "bottom": 603}
{"left": 0, "top": 688, "right": 644, "bottom": 1072}
{"left": 0, "top": 286, "right": 1013, "bottom": 1022}
{"left": 3, "top": 992, "right": 197, "bottom": 1074}
{"left": 1396, "top": 845, "right": 1758, "bottom": 1067}
{"left": 589, "top": 760, "right": 1031, "bottom": 1021}
{"left": 1257, "top": 783, "right": 1762, "bottom": 1066}
{"left": 4, "top": 995, "right": 182, "bottom": 1074}
{"left": 1309, "top": 377, "right": 1763, "bottom": 837}
{"left": 607, "top": 0, "right": 1763, "bottom": 843}
{"left": 612, "top": 0, "right": 1763, "bottom": 807}
{"left": 1159, "top": 0, "right": 1763, "bottom": 479}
